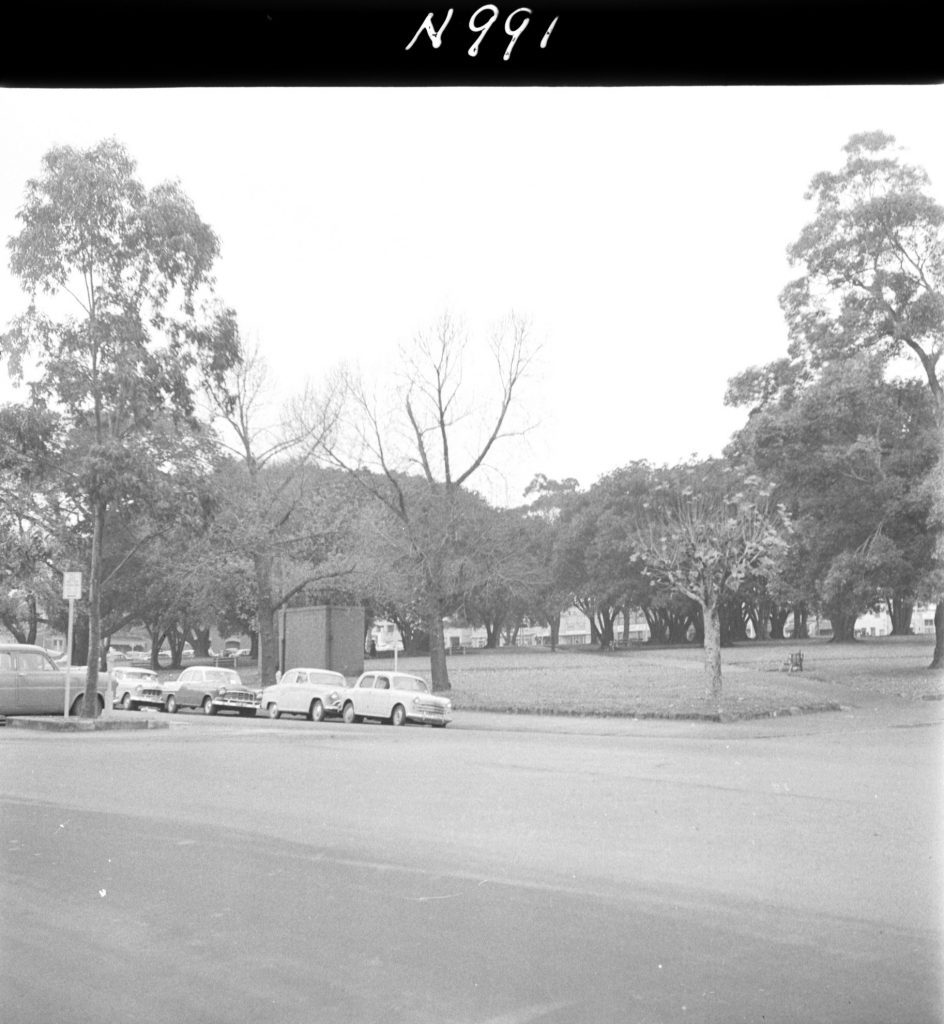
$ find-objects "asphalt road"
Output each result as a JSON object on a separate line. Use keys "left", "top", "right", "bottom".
{"left": 1, "top": 701, "right": 941, "bottom": 1024}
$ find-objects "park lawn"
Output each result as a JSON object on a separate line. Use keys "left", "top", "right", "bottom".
{"left": 369, "top": 636, "right": 942, "bottom": 721}
{"left": 178, "top": 635, "right": 941, "bottom": 722}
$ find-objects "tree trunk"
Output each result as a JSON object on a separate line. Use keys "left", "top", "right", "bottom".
{"left": 702, "top": 601, "right": 723, "bottom": 700}
{"left": 26, "top": 595, "right": 38, "bottom": 645}
{"left": 769, "top": 606, "right": 789, "bottom": 641}
{"left": 827, "top": 605, "right": 858, "bottom": 643}
{"left": 254, "top": 551, "right": 279, "bottom": 686}
{"left": 427, "top": 599, "right": 450, "bottom": 691}
{"left": 484, "top": 619, "right": 501, "bottom": 648}
{"left": 81, "top": 497, "right": 106, "bottom": 717}
{"left": 642, "top": 607, "right": 662, "bottom": 643}
{"left": 190, "top": 627, "right": 211, "bottom": 658}
{"left": 931, "top": 600, "right": 944, "bottom": 670}
{"left": 548, "top": 610, "right": 560, "bottom": 651}
{"left": 887, "top": 596, "right": 915, "bottom": 636}
{"left": 168, "top": 629, "right": 186, "bottom": 669}
{"left": 792, "top": 604, "right": 809, "bottom": 640}
{"left": 597, "top": 610, "right": 615, "bottom": 649}
{"left": 149, "top": 630, "right": 166, "bottom": 671}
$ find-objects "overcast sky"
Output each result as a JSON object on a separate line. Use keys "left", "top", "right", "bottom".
{"left": 1, "top": 86, "right": 941, "bottom": 505}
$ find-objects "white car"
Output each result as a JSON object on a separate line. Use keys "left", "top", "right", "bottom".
{"left": 260, "top": 668, "right": 350, "bottom": 722}
{"left": 112, "top": 666, "right": 163, "bottom": 711}
{"left": 342, "top": 671, "right": 452, "bottom": 727}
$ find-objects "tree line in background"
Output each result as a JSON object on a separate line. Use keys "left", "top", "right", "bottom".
{"left": 1, "top": 132, "right": 941, "bottom": 709}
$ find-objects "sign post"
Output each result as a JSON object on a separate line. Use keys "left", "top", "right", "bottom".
{"left": 62, "top": 572, "right": 82, "bottom": 717}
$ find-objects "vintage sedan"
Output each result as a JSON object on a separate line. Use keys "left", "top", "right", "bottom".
{"left": 260, "top": 667, "right": 350, "bottom": 721}
{"left": 161, "top": 666, "right": 260, "bottom": 716}
{"left": 0, "top": 643, "right": 108, "bottom": 717}
{"left": 342, "top": 671, "right": 452, "bottom": 727}
{"left": 112, "top": 666, "right": 164, "bottom": 711}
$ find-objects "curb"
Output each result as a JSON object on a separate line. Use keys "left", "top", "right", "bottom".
{"left": 4, "top": 716, "right": 170, "bottom": 732}
{"left": 452, "top": 701, "right": 846, "bottom": 722}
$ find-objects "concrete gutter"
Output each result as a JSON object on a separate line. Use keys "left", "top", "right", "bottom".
{"left": 2, "top": 716, "right": 169, "bottom": 732}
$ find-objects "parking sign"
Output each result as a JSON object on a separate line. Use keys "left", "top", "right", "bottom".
{"left": 62, "top": 572, "right": 82, "bottom": 600}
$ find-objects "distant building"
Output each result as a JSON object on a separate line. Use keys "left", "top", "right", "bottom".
{"left": 367, "top": 602, "right": 937, "bottom": 651}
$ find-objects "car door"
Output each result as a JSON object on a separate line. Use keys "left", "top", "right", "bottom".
{"left": 0, "top": 651, "right": 19, "bottom": 714}
{"left": 372, "top": 674, "right": 393, "bottom": 719}
{"left": 16, "top": 649, "right": 64, "bottom": 714}
{"left": 176, "top": 668, "right": 201, "bottom": 707}
{"left": 351, "top": 673, "right": 376, "bottom": 716}
{"left": 281, "top": 669, "right": 303, "bottom": 714}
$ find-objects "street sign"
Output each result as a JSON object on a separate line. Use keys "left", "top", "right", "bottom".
{"left": 62, "top": 573, "right": 81, "bottom": 715}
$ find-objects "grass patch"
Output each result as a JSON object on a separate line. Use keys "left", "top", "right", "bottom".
{"left": 157, "top": 636, "right": 941, "bottom": 722}
{"left": 378, "top": 636, "right": 941, "bottom": 720}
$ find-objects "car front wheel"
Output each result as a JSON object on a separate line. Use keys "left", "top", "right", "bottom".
{"left": 309, "top": 700, "right": 325, "bottom": 722}
{"left": 342, "top": 702, "right": 358, "bottom": 724}
{"left": 202, "top": 697, "right": 216, "bottom": 716}
{"left": 164, "top": 695, "right": 177, "bottom": 714}
{"left": 120, "top": 692, "right": 134, "bottom": 711}
{"left": 267, "top": 703, "right": 280, "bottom": 720}
{"left": 390, "top": 704, "right": 406, "bottom": 727}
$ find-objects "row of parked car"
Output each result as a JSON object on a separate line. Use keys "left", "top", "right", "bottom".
{"left": 109, "top": 643, "right": 250, "bottom": 666}
{"left": 112, "top": 664, "right": 454, "bottom": 727}
{"left": 0, "top": 644, "right": 453, "bottom": 727}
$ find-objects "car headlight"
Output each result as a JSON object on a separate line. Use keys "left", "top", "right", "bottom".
{"left": 219, "top": 687, "right": 227, "bottom": 696}
{"left": 134, "top": 685, "right": 143, "bottom": 695}
{"left": 412, "top": 696, "right": 421, "bottom": 706}
{"left": 328, "top": 691, "right": 339, "bottom": 702}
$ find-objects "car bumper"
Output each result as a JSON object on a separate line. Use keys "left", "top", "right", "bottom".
{"left": 114, "top": 692, "right": 165, "bottom": 708}
{"left": 407, "top": 710, "right": 451, "bottom": 725}
{"left": 213, "top": 699, "right": 260, "bottom": 712}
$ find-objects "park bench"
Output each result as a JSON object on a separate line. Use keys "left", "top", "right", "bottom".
{"left": 766, "top": 651, "right": 805, "bottom": 673}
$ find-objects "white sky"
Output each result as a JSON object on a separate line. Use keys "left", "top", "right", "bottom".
{"left": 1, "top": 86, "right": 941, "bottom": 505}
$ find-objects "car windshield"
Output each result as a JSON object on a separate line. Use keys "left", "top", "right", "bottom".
{"left": 117, "top": 669, "right": 157, "bottom": 680}
{"left": 395, "top": 677, "right": 429, "bottom": 693}
{"left": 205, "top": 669, "right": 242, "bottom": 686}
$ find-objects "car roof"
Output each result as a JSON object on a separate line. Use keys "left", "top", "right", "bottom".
{"left": 364, "top": 671, "right": 426, "bottom": 683}
{"left": 0, "top": 643, "right": 53, "bottom": 653}
{"left": 287, "top": 667, "right": 345, "bottom": 676}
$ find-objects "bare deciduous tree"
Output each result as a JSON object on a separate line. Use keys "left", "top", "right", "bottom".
{"left": 322, "top": 311, "right": 536, "bottom": 690}
{"left": 202, "top": 331, "right": 347, "bottom": 685}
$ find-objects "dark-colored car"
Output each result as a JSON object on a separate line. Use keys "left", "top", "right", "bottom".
{"left": 0, "top": 643, "right": 108, "bottom": 717}
{"left": 160, "top": 666, "right": 260, "bottom": 716}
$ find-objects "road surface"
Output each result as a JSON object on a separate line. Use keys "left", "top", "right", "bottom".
{"left": 1, "top": 701, "right": 941, "bottom": 1023}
